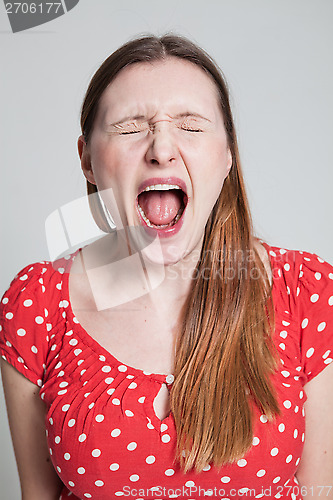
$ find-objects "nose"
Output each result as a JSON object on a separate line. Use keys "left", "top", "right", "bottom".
{"left": 145, "top": 123, "right": 178, "bottom": 167}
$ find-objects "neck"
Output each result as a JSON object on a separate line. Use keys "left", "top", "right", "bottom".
{"left": 81, "top": 230, "right": 203, "bottom": 314}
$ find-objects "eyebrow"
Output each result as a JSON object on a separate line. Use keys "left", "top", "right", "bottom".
{"left": 109, "top": 112, "right": 212, "bottom": 127}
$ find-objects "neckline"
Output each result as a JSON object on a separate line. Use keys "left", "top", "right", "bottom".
{"left": 61, "top": 248, "right": 171, "bottom": 385}
{"left": 59, "top": 240, "right": 277, "bottom": 385}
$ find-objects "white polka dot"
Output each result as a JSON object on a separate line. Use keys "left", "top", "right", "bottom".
{"left": 283, "top": 400, "right": 292, "bottom": 409}
{"left": 273, "top": 476, "right": 281, "bottom": 483}
{"left": 23, "top": 299, "right": 33, "bottom": 307}
{"left": 128, "top": 382, "right": 137, "bottom": 389}
{"left": 17, "top": 328, "right": 26, "bottom": 337}
{"left": 138, "top": 396, "right": 145, "bottom": 403}
{"left": 328, "top": 296, "right": 333, "bottom": 306}
{"left": 314, "top": 272, "right": 321, "bottom": 280}
{"left": 161, "top": 434, "right": 171, "bottom": 443}
{"left": 78, "top": 434, "right": 86, "bottom": 442}
{"left": 324, "top": 358, "right": 333, "bottom": 364}
{"left": 114, "top": 492, "right": 124, "bottom": 497}
{"left": 125, "top": 410, "right": 134, "bottom": 417}
{"left": 270, "top": 447, "right": 279, "bottom": 456}
{"left": 84, "top": 493, "right": 92, "bottom": 498}
{"left": 64, "top": 453, "right": 71, "bottom": 460}
{"left": 107, "top": 388, "right": 115, "bottom": 395}
{"left": 95, "top": 480, "right": 104, "bottom": 487}
{"left": 118, "top": 365, "right": 127, "bottom": 372}
{"left": 2, "top": 297, "right": 9, "bottom": 304}
{"left": 146, "top": 455, "right": 156, "bottom": 464}
{"left": 127, "top": 442, "right": 137, "bottom": 451}
{"left": 252, "top": 437, "right": 260, "bottom": 446}
{"left": 31, "top": 346, "right": 38, "bottom": 354}
{"left": 281, "top": 370, "right": 290, "bottom": 378}
{"left": 35, "top": 316, "right": 44, "bottom": 324}
{"left": 57, "top": 466, "right": 61, "bottom": 473}
{"left": 55, "top": 436, "right": 61, "bottom": 444}
{"left": 286, "top": 454, "right": 293, "bottom": 463}
{"left": 69, "top": 339, "right": 78, "bottom": 346}
{"left": 278, "top": 423, "right": 285, "bottom": 432}
{"left": 88, "top": 402, "right": 94, "bottom": 409}
{"left": 306, "top": 347, "right": 315, "bottom": 358}
{"left": 165, "top": 469, "right": 175, "bottom": 476}
{"left": 130, "top": 474, "right": 139, "bottom": 482}
{"left": 161, "top": 423, "right": 168, "bottom": 432}
{"left": 112, "top": 398, "right": 120, "bottom": 406}
{"left": 19, "top": 274, "right": 28, "bottom": 281}
{"left": 5, "top": 312, "right": 13, "bottom": 320}
{"left": 284, "top": 263, "right": 290, "bottom": 271}
{"left": 95, "top": 414, "right": 104, "bottom": 422}
{"left": 68, "top": 481, "right": 75, "bottom": 487}
{"left": 111, "top": 428, "right": 121, "bottom": 438}
{"left": 110, "top": 463, "right": 119, "bottom": 471}
{"left": 105, "top": 377, "right": 114, "bottom": 384}
{"left": 92, "top": 449, "right": 101, "bottom": 457}
{"left": 203, "top": 464, "right": 211, "bottom": 471}
{"left": 102, "top": 365, "right": 112, "bottom": 373}
{"left": 58, "top": 267, "right": 65, "bottom": 274}
{"left": 62, "top": 404, "right": 70, "bottom": 412}
{"left": 257, "top": 469, "right": 266, "bottom": 477}
{"left": 294, "top": 429, "right": 298, "bottom": 438}
{"left": 301, "top": 318, "right": 309, "bottom": 328}
{"left": 221, "top": 476, "right": 231, "bottom": 483}
{"left": 323, "top": 350, "right": 331, "bottom": 359}
{"left": 279, "top": 330, "right": 288, "bottom": 339}
{"left": 260, "top": 415, "right": 268, "bottom": 423}
{"left": 237, "top": 459, "right": 247, "bottom": 467}
{"left": 317, "top": 322, "right": 326, "bottom": 332}
{"left": 77, "top": 467, "right": 85, "bottom": 474}
{"left": 329, "top": 273, "right": 333, "bottom": 280}
{"left": 68, "top": 419, "right": 75, "bottom": 427}
{"left": 310, "top": 294, "right": 319, "bottom": 303}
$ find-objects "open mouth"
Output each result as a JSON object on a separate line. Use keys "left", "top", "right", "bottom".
{"left": 136, "top": 181, "right": 188, "bottom": 232}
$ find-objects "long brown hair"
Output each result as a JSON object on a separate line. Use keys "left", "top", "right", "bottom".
{"left": 80, "top": 34, "right": 280, "bottom": 472}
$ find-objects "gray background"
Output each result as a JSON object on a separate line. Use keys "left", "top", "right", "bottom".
{"left": 1, "top": 0, "right": 332, "bottom": 497}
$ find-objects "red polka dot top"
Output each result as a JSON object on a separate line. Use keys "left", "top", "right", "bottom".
{"left": 1, "top": 242, "right": 333, "bottom": 500}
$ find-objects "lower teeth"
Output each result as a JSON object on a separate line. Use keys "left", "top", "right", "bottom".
{"left": 137, "top": 204, "right": 182, "bottom": 228}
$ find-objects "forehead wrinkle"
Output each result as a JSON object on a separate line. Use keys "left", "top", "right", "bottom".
{"left": 108, "top": 110, "right": 212, "bottom": 128}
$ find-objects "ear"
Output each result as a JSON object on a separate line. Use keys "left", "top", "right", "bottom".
{"left": 226, "top": 148, "right": 232, "bottom": 176}
{"left": 78, "top": 135, "right": 96, "bottom": 185}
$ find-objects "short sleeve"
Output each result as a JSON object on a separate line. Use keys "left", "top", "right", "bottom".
{"left": 297, "top": 251, "right": 333, "bottom": 382}
{"left": 0, "top": 263, "right": 51, "bottom": 387}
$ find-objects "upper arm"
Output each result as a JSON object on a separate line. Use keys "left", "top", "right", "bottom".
{"left": 1, "top": 358, "right": 63, "bottom": 500}
{"left": 295, "top": 362, "right": 333, "bottom": 497}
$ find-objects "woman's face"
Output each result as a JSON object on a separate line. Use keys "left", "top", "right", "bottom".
{"left": 79, "top": 57, "right": 232, "bottom": 265}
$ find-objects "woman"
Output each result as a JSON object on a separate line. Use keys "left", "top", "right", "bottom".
{"left": 1, "top": 34, "right": 332, "bottom": 500}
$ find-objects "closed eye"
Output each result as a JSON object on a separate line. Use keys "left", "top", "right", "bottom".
{"left": 181, "top": 126, "right": 203, "bottom": 132}
{"left": 119, "top": 130, "right": 142, "bottom": 135}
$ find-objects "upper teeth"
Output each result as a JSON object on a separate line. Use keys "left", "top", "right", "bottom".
{"left": 142, "top": 184, "right": 182, "bottom": 192}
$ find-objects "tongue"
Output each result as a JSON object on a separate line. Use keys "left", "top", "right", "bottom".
{"left": 139, "top": 190, "right": 181, "bottom": 225}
